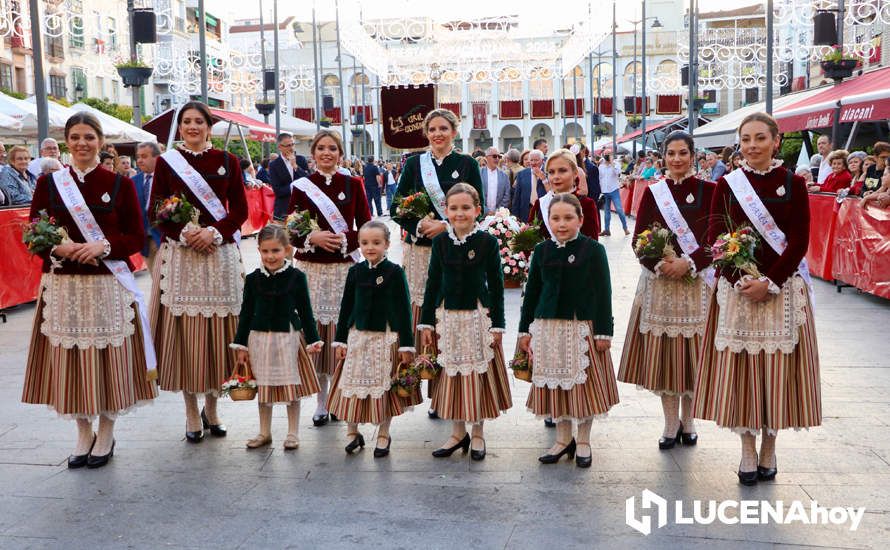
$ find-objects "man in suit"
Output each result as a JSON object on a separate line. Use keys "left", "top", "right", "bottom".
{"left": 511, "top": 149, "right": 548, "bottom": 221}
{"left": 133, "top": 141, "right": 162, "bottom": 270}
{"left": 362, "top": 156, "right": 384, "bottom": 216}
{"left": 268, "top": 132, "right": 309, "bottom": 220}
{"left": 481, "top": 146, "right": 511, "bottom": 215}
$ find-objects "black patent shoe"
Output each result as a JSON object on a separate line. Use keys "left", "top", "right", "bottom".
{"left": 345, "top": 433, "right": 365, "bottom": 454}
{"left": 373, "top": 436, "right": 392, "bottom": 458}
{"left": 757, "top": 458, "right": 778, "bottom": 481}
{"left": 543, "top": 418, "right": 556, "bottom": 428}
{"left": 68, "top": 433, "right": 96, "bottom": 469}
{"left": 680, "top": 431, "right": 698, "bottom": 446}
{"left": 658, "top": 426, "right": 683, "bottom": 450}
{"left": 186, "top": 429, "right": 204, "bottom": 443}
{"left": 470, "top": 437, "right": 486, "bottom": 461}
{"left": 312, "top": 413, "right": 330, "bottom": 427}
{"left": 427, "top": 409, "right": 439, "bottom": 420}
{"left": 538, "top": 439, "right": 576, "bottom": 464}
{"left": 432, "top": 433, "right": 470, "bottom": 458}
{"left": 738, "top": 469, "right": 758, "bottom": 486}
{"left": 201, "top": 408, "right": 227, "bottom": 437}
{"left": 575, "top": 443, "right": 593, "bottom": 468}
{"left": 329, "top": 413, "right": 339, "bottom": 422}
{"left": 86, "top": 440, "right": 115, "bottom": 469}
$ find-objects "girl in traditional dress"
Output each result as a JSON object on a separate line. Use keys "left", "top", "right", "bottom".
{"left": 328, "top": 220, "right": 419, "bottom": 457}
{"left": 390, "top": 109, "right": 484, "bottom": 419}
{"left": 230, "top": 225, "right": 322, "bottom": 449}
{"left": 694, "top": 112, "right": 821, "bottom": 485}
{"left": 150, "top": 101, "right": 248, "bottom": 443}
{"left": 22, "top": 113, "right": 157, "bottom": 468}
{"left": 419, "top": 184, "right": 512, "bottom": 461}
{"left": 617, "top": 131, "right": 715, "bottom": 450}
{"left": 528, "top": 149, "right": 600, "bottom": 240}
{"left": 287, "top": 130, "right": 371, "bottom": 427}
{"left": 518, "top": 194, "right": 618, "bottom": 467}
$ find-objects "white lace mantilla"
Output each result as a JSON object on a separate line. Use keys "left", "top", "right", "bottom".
{"left": 294, "top": 260, "right": 351, "bottom": 325}
{"left": 158, "top": 242, "right": 244, "bottom": 317}
{"left": 247, "top": 330, "right": 302, "bottom": 386}
{"left": 340, "top": 329, "right": 398, "bottom": 399}
{"left": 40, "top": 273, "right": 135, "bottom": 349}
{"left": 636, "top": 270, "right": 711, "bottom": 338}
{"left": 715, "top": 276, "right": 808, "bottom": 355}
{"left": 529, "top": 318, "right": 589, "bottom": 390}
{"left": 402, "top": 243, "right": 432, "bottom": 307}
{"left": 436, "top": 305, "right": 494, "bottom": 376}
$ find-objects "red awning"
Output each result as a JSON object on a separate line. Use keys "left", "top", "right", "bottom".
{"left": 143, "top": 107, "right": 277, "bottom": 144}
{"left": 616, "top": 116, "right": 685, "bottom": 144}
{"left": 775, "top": 66, "right": 890, "bottom": 132}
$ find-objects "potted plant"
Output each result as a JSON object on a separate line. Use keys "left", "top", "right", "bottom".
{"left": 685, "top": 96, "right": 708, "bottom": 111}
{"left": 115, "top": 59, "right": 153, "bottom": 88}
{"left": 594, "top": 124, "right": 610, "bottom": 137}
{"left": 319, "top": 116, "right": 332, "bottom": 128}
{"left": 820, "top": 45, "right": 858, "bottom": 80}
{"left": 626, "top": 114, "right": 642, "bottom": 128}
{"left": 255, "top": 99, "right": 276, "bottom": 116}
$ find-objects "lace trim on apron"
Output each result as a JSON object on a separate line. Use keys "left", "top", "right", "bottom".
{"left": 158, "top": 242, "right": 244, "bottom": 317}
{"left": 40, "top": 273, "right": 136, "bottom": 349}
{"left": 339, "top": 329, "right": 399, "bottom": 399}
{"left": 293, "top": 260, "right": 351, "bottom": 325}
{"left": 636, "top": 269, "right": 711, "bottom": 339}
{"left": 436, "top": 304, "right": 494, "bottom": 376}
{"left": 402, "top": 243, "right": 432, "bottom": 307}
{"left": 529, "top": 318, "right": 590, "bottom": 390}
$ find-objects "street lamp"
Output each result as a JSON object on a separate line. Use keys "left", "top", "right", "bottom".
{"left": 629, "top": 4, "right": 662, "bottom": 155}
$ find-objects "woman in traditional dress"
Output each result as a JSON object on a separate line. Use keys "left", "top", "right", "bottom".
{"left": 694, "top": 112, "right": 821, "bottom": 485}
{"left": 528, "top": 149, "right": 600, "bottom": 240}
{"left": 390, "top": 109, "right": 484, "bottom": 419}
{"left": 22, "top": 112, "right": 157, "bottom": 468}
{"left": 150, "top": 101, "right": 248, "bottom": 443}
{"left": 419, "top": 184, "right": 512, "bottom": 461}
{"left": 286, "top": 130, "right": 371, "bottom": 426}
{"left": 617, "top": 131, "right": 715, "bottom": 449}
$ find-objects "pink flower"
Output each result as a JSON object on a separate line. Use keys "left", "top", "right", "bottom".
{"left": 493, "top": 229, "right": 501, "bottom": 235}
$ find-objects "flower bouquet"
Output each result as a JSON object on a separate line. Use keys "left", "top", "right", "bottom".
{"left": 285, "top": 208, "right": 320, "bottom": 237}
{"left": 393, "top": 191, "right": 434, "bottom": 221}
{"left": 635, "top": 222, "right": 694, "bottom": 283}
{"left": 154, "top": 194, "right": 199, "bottom": 229}
{"left": 391, "top": 362, "right": 420, "bottom": 398}
{"left": 483, "top": 208, "right": 529, "bottom": 285}
{"left": 22, "top": 210, "right": 69, "bottom": 255}
{"left": 709, "top": 223, "right": 761, "bottom": 278}
{"left": 510, "top": 350, "right": 532, "bottom": 382}
{"left": 220, "top": 362, "right": 257, "bottom": 401}
{"left": 415, "top": 345, "right": 440, "bottom": 380}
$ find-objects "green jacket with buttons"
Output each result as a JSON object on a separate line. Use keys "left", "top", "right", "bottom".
{"left": 334, "top": 259, "right": 414, "bottom": 348}
{"left": 518, "top": 235, "right": 613, "bottom": 336}
{"left": 234, "top": 266, "right": 321, "bottom": 346}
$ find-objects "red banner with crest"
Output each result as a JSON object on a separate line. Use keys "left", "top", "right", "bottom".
{"left": 380, "top": 84, "right": 437, "bottom": 149}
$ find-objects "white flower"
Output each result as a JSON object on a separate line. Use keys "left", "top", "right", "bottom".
{"left": 518, "top": 261, "right": 526, "bottom": 267}
{"left": 503, "top": 266, "right": 510, "bottom": 273}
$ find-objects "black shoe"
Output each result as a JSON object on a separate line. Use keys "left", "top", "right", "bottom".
{"left": 539, "top": 439, "right": 576, "bottom": 464}
{"left": 575, "top": 443, "right": 592, "bottom": 468}
{"left": 373, "top": 436, "right": 392, "bottom": 458}
{"left": 86, "top": 440, "right": 115, "bottom": 469}
{"left": 738, "top": 469, "right": 758, "bottom": 486}
{"left": 658, "top": 426, "right": 683, "bottom": 450}
{"left": 680, "top": 431, "right": 698, "bottom": 446}
{"left": 543, "top": 418, "right": 556, "bottom": 428}
{"left": 186, "top": 429, "right": 204, "bottom": 443}
{"left": 757, "top": 459, "right": 778, "bottom": 481}
{"left": 600, "top": 230, "right": 611, "bottom": 236}
{"left": 312, "top": 413, "right": 329, "bottom": 427}
{"left": 201, "top": 408, "right": 227, "bottom": 437}
{"left": 345, "top": 433, "right": 365, "bottom": 454}
{"left": 470, "top": 437, "right": 486, "bottom": 461}
{"left": 68, "top": 433, "right": 96, "bottom": 469}
{"left": 432, "top": 433, "right": 470, "bottom": 458}
{"left": 427, "top": 409, "right": 439, "bottom": 420}
{"left": 329, "top": 413, "right": 339, "bottom": 422}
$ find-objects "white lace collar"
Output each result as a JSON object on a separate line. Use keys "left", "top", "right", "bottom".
{"left": 72, "top": 163, "right": 99, "bottom": 181}
{"left": 430, "top": 148, "right": 454, "bottom": 166}
{"left": 666, "top": 168, "right": 697, "bottom": 185}
{"left": 740, "top": 159, "right": 783, "bottom": 176}
{"left": 551, "top": 231, "right": 580, "bottom": 248}
{"left": 260, "top": 263, "right": 289, "bottom": 277}
{"left": 178, "top": 143, "right": 213, "bottom": 157}
{"left": 317, "top": 169, "right": 337, "bottom": 186}
{"left": 447, "top": 223, "right": 479, "bottom": 245}
{"left": 367, "top": 256, "right": 386, "bottom": 269}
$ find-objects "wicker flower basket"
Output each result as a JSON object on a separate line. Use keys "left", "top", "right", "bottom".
{"left": 394, "top": 386, "right": 413, "bottom": 398}
{"left": 416, "top": 345, "right": 440, "bottom": 380}
{"left": 224, "top": 362, "right": 257, "bottom": 401}
{"left": 513, "top": 368, "right": 532, "bottom": 382}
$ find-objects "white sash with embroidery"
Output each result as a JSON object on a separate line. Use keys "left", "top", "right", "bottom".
{"left": 418, "top": 152, "right": 448, "bottom": 219}
{"left": 292, "top": 177, "right": 362, "bottom": 262}
{"left": 161, "top": 149, "right": 240, "bottom": 243}
{"left": 724, "top": 169, "right": 814, "bottom": 300}
{"left": 52, "top": 169, "right": 157, "bottom": 373}
{"left": 649, "top": 179, "right": 716, "bottom": 287}
{"left": 537, "top": 192, "right": 554, "bottom": 235}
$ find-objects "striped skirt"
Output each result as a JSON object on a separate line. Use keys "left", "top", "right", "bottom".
{"left": 258, "top": 344, "right": 321, "bottom": 404}
{"left": 431, "top": 345, "right": 512, "bottom": 423}
{"left": 22, "top": 277, "right": 158, "bottom": 418}
{"left": 150, "top": 247, "right": 240, "bottom": 395}
{"left": 617, "top": 300, "right": 701, "bottom": 397}
{"left": 693, "top": 281, "right": 822, "bottom": 435}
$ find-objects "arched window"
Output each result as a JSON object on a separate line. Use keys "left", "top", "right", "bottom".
{"left": 561, "top": 65, "right": 584, "bottom": 100}
{"left": 591, "top": 63, "right": 613, "bottom": 99}
{"left": 624, "top": 61, "right": 642, "bottom": 97}
{"left": 349, "top": 72, "right": 370, "bottom": 105}
{"left": 497, "top": 67, "right": 523, "bottom": 100}
{"left": 528, "top": 67, "right": 554, "bottom": 100}
{"left": 655, "top": 60, "right": 679, "bottom": 89}
{"left": 322, "top": 74, "right": 340, "bottom": 107}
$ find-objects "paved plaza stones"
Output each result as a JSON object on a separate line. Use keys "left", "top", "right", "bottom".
{"left": 1, "top": 225, "right": 889, "bottom": 549}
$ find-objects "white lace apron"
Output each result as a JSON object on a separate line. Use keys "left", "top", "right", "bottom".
{"left": 339, "top": 329, "right": 398, "bottom": 399}
{"left": 293, "top": 260, "right": 351, "bottom": 325}
{"left": 41, "top": 273, "right": 135, "bottom": 349}
{"left": 529, "top": 318, "right": 590, "bottom": 390}
{"left": 402, "top": 243, "right": 432, "bottom": 307}
{"left": 436, "top": 305, "right": 494, "bottom": 376}
{"left": 715, "top": 276, "right": 808, "bottom": 355}
{"left": 159, "top": 242, "right": 244, "bottom": 317}
{"left": 247, "top": 330, "right": 302, "bottom": 386}
{"left": 636, "top": 270, "right": 711, "bottom": 338}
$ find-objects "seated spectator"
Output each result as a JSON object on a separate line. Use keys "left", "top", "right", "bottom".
{"left": 861, "top": 166, "right": 890, "bottom": 209}
{"left": 808, "top": 150, "right": 851, "bottom": 193}
{"left": 640, "top": 158, "right": 658, "bottom": 180}
{"left": 99, "top": 151, "right": 115, "bottom": 171}
{"left": 39, "top": 157, "right": 63, "bottom": 176}
{"left": 240, "top": 158, "right": 262, "bottom": 188}
{"left": 847, "top": 151, "right": 866, "bottom": 192}
{"left": 0, "top": 145, "right": 35, "bottom": 205}
{"left": 795, "top": 166, "right": 814, "bottom": 183}
{"left": 729, "top": 151, "right": 742, "bottom": 172}
{"left": 116, "top": 155, "right": 137, "bottom": 178}
{"left": 862, "top": 141, "right": 890, "bottom": 195}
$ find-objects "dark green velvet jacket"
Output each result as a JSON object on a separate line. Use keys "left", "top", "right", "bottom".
{"left": 390, "top": 151, "right": 484, "bottom": 246}
{"left": 233, "top": 266, "right": 321, "bottom": 346}
{"left": 419, "top": 228, "right": 505, "bottom": 329}
{"left": 334, "top": 259, "right": 414, "bottom": 348}
{"left": 518, "top": 235, "right": 613, "bottom": 336}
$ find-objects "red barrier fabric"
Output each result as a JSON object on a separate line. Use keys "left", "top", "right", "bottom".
{"left": 806, "top": 193, "right": 838, "bottom": 280}
{"left": 323, "top": 107, "right": 342, "bottom": 124}
{"left": 832, "top": 199, "right": 890, "bottom": 299}
{"left": 611, "top": 181, "right": 634, "bottom": 215}
{"left": 241, "top": 186, "right": 275, "bottom": 236}
{"left": 631, "top": 179, "right": 652, "bottom": 217}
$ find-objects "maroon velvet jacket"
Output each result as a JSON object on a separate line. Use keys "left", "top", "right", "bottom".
{"left": 286, "top": 171, "right": 371, "bottom": 264}
{"left": 633, "top": 176, "right": 715, "bottom": 273}
{"left": 149, "top": 148, "right": 248, "bottom": 243}
{"left": 29, "top": 165, "right": 144, "bottom": 275}
{"left": 708, "top": 166, "right": 809, "bottom": 286}
{"left": 529, "top": 191, "right": 600, "bottom": 241}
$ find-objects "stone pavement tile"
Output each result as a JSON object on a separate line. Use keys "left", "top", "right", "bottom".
{"left": 0, "top": 464, "right": 64, "bottom": 496}
{"left": 801, "top": 483, "right": 890, "bottom": 513}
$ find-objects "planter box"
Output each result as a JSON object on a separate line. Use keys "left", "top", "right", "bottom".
{"left": 255, "top": 102, "right": 276, "bottom": 116}
{"left": 820, "top": 59, "right": 857, "bottom": 81}
{"left": 117, "top": 66, "right": 153, "bottom": 88}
